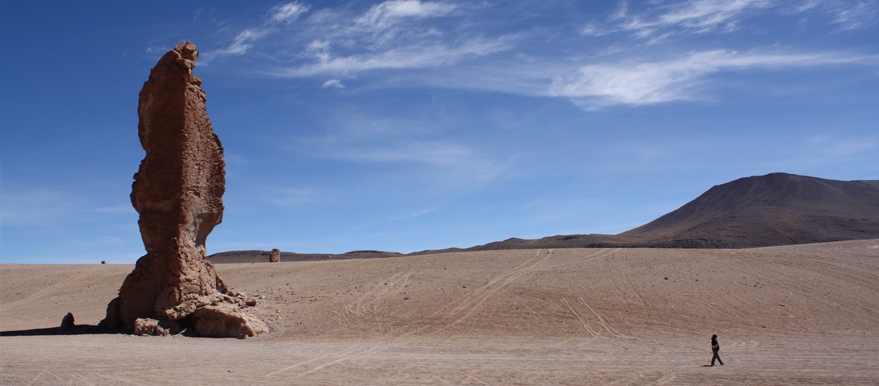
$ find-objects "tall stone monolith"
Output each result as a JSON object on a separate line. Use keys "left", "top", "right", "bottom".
{"left": 101, "top": 42, "right": 266, "bottom": 337}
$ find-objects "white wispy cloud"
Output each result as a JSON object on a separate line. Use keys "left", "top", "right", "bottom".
{"left": 341, "top": 141, "right": 510, "bottom": 184}
{"left": 199, "top": 1, "right": 877, "bottom": 108}
{"left": 321, "top": 79, "right": 345, "bottom": 88}
{"left": 276, "top": 38, "right": 510, "bottom": 77}
{"left": 280, "top": 1, "right": 498, "bottom": 77}
{"left": 315, "top": 134, "right": 508, "bottom": 183}
{"left": 295, "top": 112, "right": 512, "bottom": 185}
{"left": 270, "top": 2, "right": 310, "bottom": 24}
{"left": 203, "top": 28, "right": 274, "bottom": 62}
{"left": 357, "top": 0, "right": 454, "bottom": 31}
{"left": 584, "top": 0, "right": 773, "bottom": 38}
{"left": 203, "top": 1, "right": 507, "bottom": 76}
{"left": 787, "top": 0, "right": 878, "bottom": 29}
{"left": 826, "top": 0, "right": 878, "bottom": 30}
{"left": 548, "top": 49, "right": 874, "bottom": 108}
{"left": 586, "top": 0, "right": 876, "bottom": 39}
{"left": 202, "top": 2, "right": 311, "bottom": 63}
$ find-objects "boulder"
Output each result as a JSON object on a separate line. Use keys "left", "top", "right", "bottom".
{"left": 133, "top": 318, "right": 169, "bottom": 336}
{"left": 192, "top": 305, "right": 268, "bottom": 338}
{"left": 269, "top": 249, "right": 281, "bottom": 263}
{"left": 59, "top": 312, "right": 75, "bottom": 332}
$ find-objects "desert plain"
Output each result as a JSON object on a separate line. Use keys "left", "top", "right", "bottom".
{"left": 2, "top": 239, "right": 878, "bottom": 385}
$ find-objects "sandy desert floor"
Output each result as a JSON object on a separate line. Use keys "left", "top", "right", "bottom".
{"left": 2, "top": 240, "right": 878, "bottom": 384}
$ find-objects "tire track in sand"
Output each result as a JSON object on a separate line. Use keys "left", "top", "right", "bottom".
{"left": 426, "top": 249, "right": 556, "bottom": 334}
{"left": 429, "top": 248, "right": 617, "bottom": 335}
{"left": 609, "top": 250, "right": 646, "bottom": 307}
{"left": 577, "top": 297, "right": 631, "bottom": 339}
{"left": 0, "top": 270, "right": 93, "bottom": 312}
{"left": 266, "top": 346, "right": 362, "bottom": 377}
{"left": 344, "top": 271, "right": 413, "bottom": 317}
{"left": 561, "top": 297, "right": 600, "bottom": 337}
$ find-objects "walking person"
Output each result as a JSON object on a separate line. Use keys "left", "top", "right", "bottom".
{"left": 710, "top": 334, "right": 724, "bottom": 366}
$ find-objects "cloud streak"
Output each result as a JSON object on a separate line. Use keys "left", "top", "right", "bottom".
{"left": 548, "top": 50, "right": 875, "bottom": 108}
{"left": 585, "top": 0, "right": 876, "bottom": 39}
{"left": 633, "top": 0, "right": 771, "bottom": 36}
{"left": 200, "top": 1, "right": 878, "bottom": 108}
{"left": 203, "top": 0, "right": 483, "bottom": 71}
{"left": 357, "top": 0, "right": 454, "bottom": 31}
{"left": 275, "top": 38, "right": 511, "bottom": 77}
{"left": 270, "top": 2, "right": 310, "bottom": 24}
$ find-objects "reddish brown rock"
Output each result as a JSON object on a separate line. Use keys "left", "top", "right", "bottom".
{"left": 101, "top": 42, "right": 265, "bottom": 337}
{"left": 133, "top": 318, "right": 169, "bottom": 336}
{"left": 269, "top": 249, "right": 281, "bottom": 263}
{"left": 192, "top": 305, "right": 268, "bottom": 338}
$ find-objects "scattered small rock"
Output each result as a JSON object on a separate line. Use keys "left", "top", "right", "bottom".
{"left": 59, "top": 312, "right": 75, "bottom": 332}
{"left": 133, "top": 318, "right": 169, "bottom": 336}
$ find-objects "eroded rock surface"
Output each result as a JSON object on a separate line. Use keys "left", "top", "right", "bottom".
{"left": 269, "top": 249, "right": 281, "bottom": 263}
{"left": 133, "top": 318, "right": 169, "bottom": 336}
{"left": 193, "top": 305, "right": 268, "bottom": 338}
{"left": 101, "top": 42, "right": 265, "bottom": 337}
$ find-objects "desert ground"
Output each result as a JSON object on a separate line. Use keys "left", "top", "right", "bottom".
{"left": 2, "top": 239, "right": 878, "bottom": 385}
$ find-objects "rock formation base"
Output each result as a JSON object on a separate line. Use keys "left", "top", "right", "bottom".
{"left": 100, "top": 42, "right": 267, "bottom": 338}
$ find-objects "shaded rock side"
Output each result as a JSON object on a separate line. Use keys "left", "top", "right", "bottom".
{"left": 102, "top": 42, "right": 244, "bottom": 334}
{"left": 59, "top": 312, "right": 75, "bottom": 332}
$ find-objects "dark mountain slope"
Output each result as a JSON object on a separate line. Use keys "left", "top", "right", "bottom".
{"left": 619, "top": 173, "right": 879, "bottom": 248}
{"left": 436, "top": 173, "right": 879, "bottom": 251}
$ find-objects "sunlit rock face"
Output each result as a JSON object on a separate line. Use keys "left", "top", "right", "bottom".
{"left": 102, "top": 42, "right": 266, "bottom": 337}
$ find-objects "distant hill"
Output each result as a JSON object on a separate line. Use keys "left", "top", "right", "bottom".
{"left": 210, "top": 173, "right": 879, "bottom": 262}
{"left": 208, "top": 250, "right": 402, "bottom": 264}
{"left": 454, "top": 173, "right": 879, "bottom": 250}
{"left": 616, "top": 173, "right": 879, "bottom": 248}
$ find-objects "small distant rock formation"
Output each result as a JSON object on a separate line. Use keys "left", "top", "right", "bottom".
{"left": 59, "top": 312, "right": 75, "bottom": 332}
{"left": 269, "top": 249, "right": 281, "bottom": 263}
{"left": 100, "top": 42, "right": 267, "bottom": 337}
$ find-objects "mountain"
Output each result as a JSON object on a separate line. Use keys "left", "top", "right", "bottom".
{"left": 433, "top": 173, "right": 879, "bottom": 250}
{"left": 618, "top": 173, "right": 879, "bottom": 248}
{"left": 210, "top": 173, "right": 879, "bottom": 262}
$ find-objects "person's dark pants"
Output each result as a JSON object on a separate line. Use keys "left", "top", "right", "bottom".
{"left": 711, "top": 349, "right": 723, "bottom": 366}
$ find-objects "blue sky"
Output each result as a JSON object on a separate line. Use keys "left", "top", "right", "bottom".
{"left": 2, "top": 0, "right": 877, "bottom": 263}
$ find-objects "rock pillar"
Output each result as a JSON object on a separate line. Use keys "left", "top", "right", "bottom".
{"left": 102, "top": 42, "right": 266, "bottom": 337}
